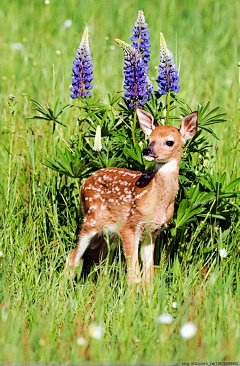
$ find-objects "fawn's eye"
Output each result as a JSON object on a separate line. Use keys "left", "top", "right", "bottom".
{"left": 166, "top": 140, "right": 174, "bottom": 147}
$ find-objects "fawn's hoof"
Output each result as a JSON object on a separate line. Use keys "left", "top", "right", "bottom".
{"left": 126, "top": 274, "right": 142, "bottom": 285}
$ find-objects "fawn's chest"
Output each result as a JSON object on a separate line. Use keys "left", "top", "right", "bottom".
{"left": 134, "top": 172, "right": 179, "bottom": 229}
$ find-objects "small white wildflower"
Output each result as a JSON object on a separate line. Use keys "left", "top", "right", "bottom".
{"left": 76, "top": 336, "right": 86, "bottom": 346}
{"left": 56, "top": 50, "right": 61, "bottom": 56}
{"left": 61, "top": 19, "right": 72, "bottom": 31}
{"left": 209, "top": 273, "right": 218, "bottom": 285}
{"left": 10, "top": 43, "right": 24, "bottom": 51}
{"left": 110, "top": 45, "right": 115, "bottom": 51}
{"left": 44, "top": 0, "right": 50, "bottom": 4}
{"left": 1, "top": 304, "right": 8, "bottom": 322}
{"left": 235, "top": 325, "right": 239, "bottom": 338}
{"left": 88, "top": 324, "right": 104, "bottom": 340}
{"left": 0, "top": 251, "right": 3, "bottom": 257}
{"left": 180, "top": 322, "right": 197, "bottom": 339}
{"left": 172, "top": 301, "right": 177, "bottom": 309}
{"left": 8, "top": 94, "right": 15, "bottom": 100}
{"left": 39, "top": 338, "right": 46, "bottom": 346}
{"left": 156, "top": 313, "right": 173, "bottom": 324}
{"left": 93, "top": 125, "right": 102, "bottom": 152}
{"left": 219, "top": 248, "right": 227, "bottom": 259}
{"left": 104, "top": 36, "right": 109, "bottom": 41}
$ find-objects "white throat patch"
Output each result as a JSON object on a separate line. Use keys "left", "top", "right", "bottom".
{"left": 155, "top": 159, "right": 178, "bottom": 173}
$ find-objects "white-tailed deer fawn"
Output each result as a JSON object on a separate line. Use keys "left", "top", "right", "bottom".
{"left": 66, "top": 108, "right": 198, "bottom": 286}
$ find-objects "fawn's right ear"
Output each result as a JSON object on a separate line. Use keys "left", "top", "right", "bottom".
{"left": 180, "top": 111, "right": 198, "bottom": 143}
{"left": 136, "top": 107, "right": 159, "bottom": 136}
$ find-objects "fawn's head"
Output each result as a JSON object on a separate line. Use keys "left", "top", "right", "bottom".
{"left": 136, "top": 108, "right": 198, "bottom": 164}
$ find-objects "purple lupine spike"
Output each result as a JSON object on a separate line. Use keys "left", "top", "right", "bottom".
{"left": 130, "top": 10, "right": 152, "bottom": 98}
{"left": 116, "top": 38, "right": 150, "bottom": 108}
{"left": 130, "top": 10, "right": 151, "bottom": 69}
{"left": 157, "top": 33, "right": 180, "bottom": 96}
{"left": 70, "top": 28, "right": 93, "bottom": 99}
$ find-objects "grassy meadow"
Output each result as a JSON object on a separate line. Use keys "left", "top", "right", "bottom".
{"left": 0, "top": 0, "right": 240, "bottom": 361}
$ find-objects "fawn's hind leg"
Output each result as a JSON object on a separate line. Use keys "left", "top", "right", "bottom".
{"left": 66, "top": 214, "right": 103, "bottom": 268}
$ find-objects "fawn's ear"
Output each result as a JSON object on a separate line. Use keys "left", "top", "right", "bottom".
{"left": 180, "top": 111, "right": 198, "bottom": 142}
{"left": 136, "top": 107, "right": 159, "bottom": 136}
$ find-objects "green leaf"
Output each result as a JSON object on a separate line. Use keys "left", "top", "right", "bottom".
{"left": 224, "top": 177, "right": 240, "bottom": 192}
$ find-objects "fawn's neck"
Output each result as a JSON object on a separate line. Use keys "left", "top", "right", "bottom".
{"left": 153, "top": 158, "right": 180, "bottom": 198}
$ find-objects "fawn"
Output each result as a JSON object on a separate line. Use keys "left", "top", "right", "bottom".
{"left": 66, "top": 108, "right": 198, "bottom": 286}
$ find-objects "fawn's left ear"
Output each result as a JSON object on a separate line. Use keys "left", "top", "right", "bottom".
{"left": 180, "top": 111, "right": 198, "bottom": 142}
{"left": 136, "top": 107, "right": 159, "bottom": 136}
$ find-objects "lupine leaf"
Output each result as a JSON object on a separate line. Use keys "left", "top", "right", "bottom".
{"left": 224, "top": 178, "right": 240, "bottom": 192}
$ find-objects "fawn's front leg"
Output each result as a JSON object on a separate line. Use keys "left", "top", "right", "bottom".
{"left": 141, "top": 231, "right": 157, "bottom": 287}
{"left": 120, "top": 226, "right": 142, "bottom": 284}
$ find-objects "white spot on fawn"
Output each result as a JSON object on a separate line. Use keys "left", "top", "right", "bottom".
{"left": 136, "top": 190, "right": 148, "bottom": 199}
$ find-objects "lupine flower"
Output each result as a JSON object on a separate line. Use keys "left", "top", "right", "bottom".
{"left": 93, "top": 125, "right": 102, "bottom": 152}
{"left": 70, "top": 28, "right": 93, "bottom": 99}
{"left": 131, "top": 10, "right": 151, "bottom": 69}
{"left": 156, "top": 313, "right": 173, "bottom": 324}
{"left": 130, "top": 10, "right": 153, "bottom": 99}
{"left": 115, "top": 38, "right": 151, "bottom": 108}
{"left": 180, "top": 322, "right": 197, "bottom": 339}
{"left": 157, "top": 32, "right": 180, "bottom": 95}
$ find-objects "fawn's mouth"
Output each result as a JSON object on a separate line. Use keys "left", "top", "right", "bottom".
{"left": 143, "top": 155, "right": 156, "bottom": 162}
{"left": 143, "top": 155, "right": 170, "bottom": 164}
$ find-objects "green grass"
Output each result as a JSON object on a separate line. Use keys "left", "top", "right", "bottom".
{"left": 0, "top": 0, "right": 240, "bottom": 361}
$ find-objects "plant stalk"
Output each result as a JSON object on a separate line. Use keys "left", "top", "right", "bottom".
{"left": 166, "top": 90, "right": 171, "bottom": 125}
{"left": 98, "top": 151, "right": 106, "bottom": 168}
{"left": 132, "top": 108, "right": 137, "bottom": 148}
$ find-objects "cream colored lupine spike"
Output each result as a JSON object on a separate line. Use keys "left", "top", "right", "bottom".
{"left": 159, "top": 32, "right": 170, "bottom": 60}
{"left": 78, "top": 27, "right": 90, "bottom": 53}
{"left": 93, "top": 125, "right": 102, "bottom": 152}
{"left": 115, "top": 38, "right": 133, "bottom": 54}
{"left": 137, "top": 10, "right": 145, "bottom": 24}
{"left": 82, "top": 27, "right": 89, "bottom": 45}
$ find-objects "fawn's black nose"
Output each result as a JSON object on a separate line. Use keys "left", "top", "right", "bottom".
{"left": 142, "top": 148, "right": 152, "bottom": 156}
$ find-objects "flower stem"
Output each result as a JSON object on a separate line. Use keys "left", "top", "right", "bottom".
{"left": 166, "top": 90, "right": 171, "bottom": 125}
{"left": 98, "top": 151, "right": 106, "bottom": 168}
{"left": 132, "top": 108, "right": 137, "bottom": 148}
